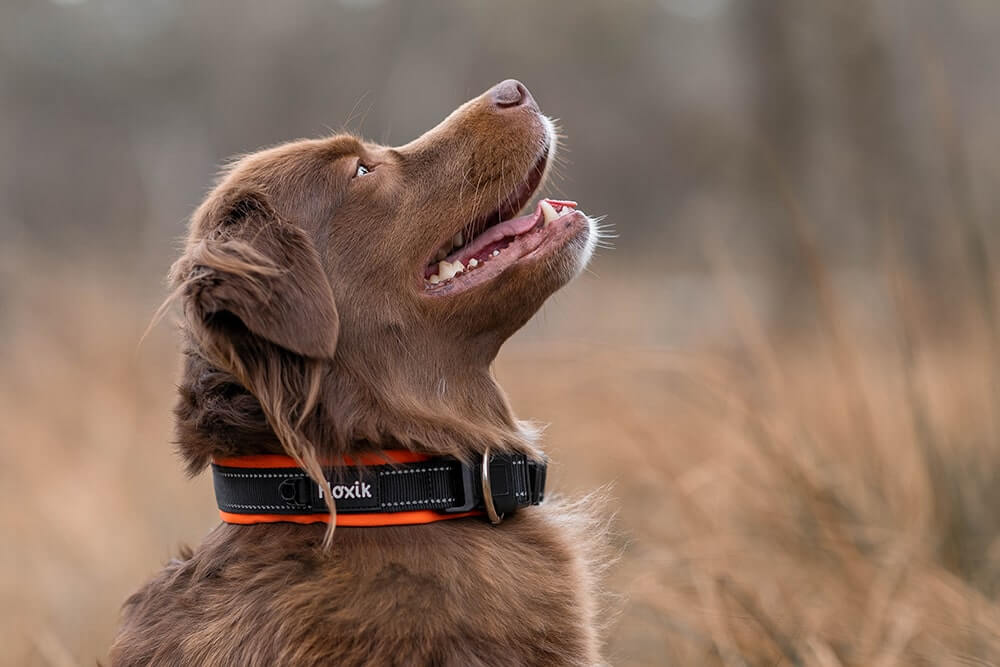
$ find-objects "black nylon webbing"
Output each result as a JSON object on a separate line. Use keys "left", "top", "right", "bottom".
{"left": 212, "top": 453, "right": 546, "bottom": 518}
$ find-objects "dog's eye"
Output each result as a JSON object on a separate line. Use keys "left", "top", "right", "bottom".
{"left": 354, "top": 163, "right": 371, "bottom": 178}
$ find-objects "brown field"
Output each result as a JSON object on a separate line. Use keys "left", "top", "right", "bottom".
{"left": 2, "top": 236, "right": 998, "bottom": 666}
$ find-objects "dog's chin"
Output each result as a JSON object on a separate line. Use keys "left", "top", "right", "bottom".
{"left": 425, "top": 213, "right": 595, "bottom": 345}
{"left": 502, "top": 211, "right": 596, "bottom": 301}
{"left": 520, "top": 210, "right": 596, "bottom": 276}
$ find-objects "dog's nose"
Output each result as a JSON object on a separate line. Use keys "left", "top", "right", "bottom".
{"left": 491, "top": 79, "right": 536, "bottom": 110}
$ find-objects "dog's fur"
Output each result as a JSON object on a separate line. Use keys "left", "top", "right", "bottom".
{"left": 111, "top": 81, "right": 605, "bottom": 666}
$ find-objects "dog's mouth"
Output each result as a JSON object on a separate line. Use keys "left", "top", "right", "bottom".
{"left": 422, "top": 143, "right": 585, "bottom": 294}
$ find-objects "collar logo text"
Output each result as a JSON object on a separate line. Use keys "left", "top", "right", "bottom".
{"left": 319, "top": 480, "right": 373, "bottom": 500}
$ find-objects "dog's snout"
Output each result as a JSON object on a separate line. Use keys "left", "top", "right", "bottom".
{"left": 491, "top": 79, "right": 535, "bottom": 110}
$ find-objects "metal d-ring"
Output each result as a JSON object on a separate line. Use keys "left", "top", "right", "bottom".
{"left": 481, "top": 448, "right": 503, "bottom": 525}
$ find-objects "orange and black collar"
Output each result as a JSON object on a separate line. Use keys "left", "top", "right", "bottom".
{"left": 212, "top": 450, "right": 547, "bottom": 527}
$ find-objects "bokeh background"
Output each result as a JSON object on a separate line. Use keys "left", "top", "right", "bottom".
{"left": 3, "top": 1, "right": 1000, "bottom": 665}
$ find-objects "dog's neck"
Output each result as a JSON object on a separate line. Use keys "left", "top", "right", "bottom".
{"left": 173, "top": 344, "right": 539, "bottom": 476}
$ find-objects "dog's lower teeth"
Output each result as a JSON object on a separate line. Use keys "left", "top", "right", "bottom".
{"left": 468, "top": 258, "right": 478, "bottom": 268}
{"left": 427, "top": 258, "right": 467, "bottom": 286}
{"left": 437, "top": 259, "right": 465, "bottom": 281}
{"left": 492, "top": 250, "right": 500, "bottom": 257}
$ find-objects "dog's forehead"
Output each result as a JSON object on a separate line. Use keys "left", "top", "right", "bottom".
{"left": 191, "top": 135, "right": 375, "bottom": 235}
{"left": 224, "top": 135, "right": 365, "bottom": 182}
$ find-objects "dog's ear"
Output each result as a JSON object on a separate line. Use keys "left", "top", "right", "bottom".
{"left": 172, "top": 191, "right": 339, "bottom": 359}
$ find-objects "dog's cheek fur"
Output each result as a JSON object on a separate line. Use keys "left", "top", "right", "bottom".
{"left": 110, "top": 498, "right": 613, "bottom": 667}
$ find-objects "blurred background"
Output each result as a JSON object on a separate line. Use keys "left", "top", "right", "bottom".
{"left": 2, "top": 1, "right": 999, "bottom": 664}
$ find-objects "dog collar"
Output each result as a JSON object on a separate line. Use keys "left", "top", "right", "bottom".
{"left": 212, "top": 449, "right": 547, "bottom": 527}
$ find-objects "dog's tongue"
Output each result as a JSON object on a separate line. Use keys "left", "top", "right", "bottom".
{"left": 424, "top": 200, "right": 578, "bottom": 280}
{"left": 454, "top": 199, "right": 577, "bottom": 263}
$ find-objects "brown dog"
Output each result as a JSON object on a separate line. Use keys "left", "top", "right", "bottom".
{"left": 112, "top": 80, "right": 606, "bottom": 666}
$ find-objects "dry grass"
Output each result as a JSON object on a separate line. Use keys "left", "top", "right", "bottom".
{"left": 1, "top": 241, "right": 998, "bottom": 665}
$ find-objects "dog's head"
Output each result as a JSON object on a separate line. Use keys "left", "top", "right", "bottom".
{"left": 172, "top": 80, "right": 596, "bottom": 470}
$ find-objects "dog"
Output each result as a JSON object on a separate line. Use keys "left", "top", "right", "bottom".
{"left": 111, "top": 79, "right": 606, "bottom": 666}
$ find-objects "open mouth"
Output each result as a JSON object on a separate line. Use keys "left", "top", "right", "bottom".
{"left": 423, "top": 146, "right": 585, "bottom": 292}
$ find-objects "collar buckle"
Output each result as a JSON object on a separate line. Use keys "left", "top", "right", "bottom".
{"left": 481, "top": 448, "right": 504, "bottom": 524}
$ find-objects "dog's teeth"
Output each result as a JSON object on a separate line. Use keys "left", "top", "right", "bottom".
{"left": 429, "top": 275, "right": 441, "bottom": 284}
{"left": 492, "top": 249, "right": 500, "bottom": 257}
{"left": 468, "top": 258, "right": 478, "bottom": 268}
{"left": 540, "top": 200, "right": 559, "bottom": 226}
{"left": 453, "top": 232, "right": 464, "bottom": 248}
{"left": 435, "top": 247, "right": 448, "bottom": 261}
{"left": 437, "top": 259, "right": 465, "bottom": 281}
